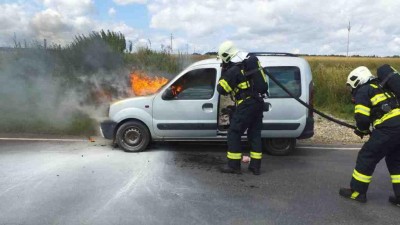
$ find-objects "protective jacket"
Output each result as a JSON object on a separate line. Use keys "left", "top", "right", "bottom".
{"left": 353, "top": 79, "right": 400, "bottom": 133}
{"left": 217, "top": 54, "right": 268, "bottom": 105}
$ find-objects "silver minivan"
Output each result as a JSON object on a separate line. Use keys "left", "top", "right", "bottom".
{"left": 100, "top": 53, "right": 314, "bottom": 155}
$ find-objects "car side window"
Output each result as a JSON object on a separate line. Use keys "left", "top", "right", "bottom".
{"left": 170, "top": 68, "right": 217, "bottom": 100}
{"left": 265, "top": 66, "right": 301, "bottom": 98}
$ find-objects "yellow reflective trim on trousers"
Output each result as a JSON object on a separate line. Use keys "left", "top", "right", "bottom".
{"left": 237, "top": 81, "right": 250, "bottom": 89}
{"left": 351, "top": 191, "right": 360, "bottom": 199}
{"left": 391, "top": 175, "right": 400, "bottom": 184}
{"left": 373, "top": 108, "right": 400, "bottom": 126}
{"left": 257, "top": 61, "right": 267, "bottom": 82}
{"left": 227, "top": 152, "right": 242, "bottom": 160}
{"left": 250, "top": 151, "right": 262, "bottom": 159}
{"left": 352, "top": 169, "right": 372, "bottom": 183}
{"left": 355, "top": 104, "right": 371, "bottom": 116}
{"left": 219, "top": 79, "right": 232, "bottom": 93}
{"left": 370, "top": 93, "right": 388, "bottom": 106}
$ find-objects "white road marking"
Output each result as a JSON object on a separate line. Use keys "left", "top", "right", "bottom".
{"left": 297, "top": 146, "right": 361, "bottom": 151}
{"left": 0, "top": 137, "right": 87, "bottom": 142}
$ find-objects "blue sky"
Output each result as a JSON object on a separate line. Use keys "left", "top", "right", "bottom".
{"left": 94, "top": 1, "right": 149, "bottom": 30}
{"left": 1, "top": 0, "right": 400, "bottom": 56}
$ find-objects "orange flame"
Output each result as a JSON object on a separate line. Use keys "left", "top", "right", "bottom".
{"left": 131, "top": 71, "right": 169, "bottom": 96}
{"left": 171, "top": 85, "right": 183, "bottom": 96}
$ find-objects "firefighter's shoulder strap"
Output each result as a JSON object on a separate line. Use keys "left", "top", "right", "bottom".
{"left": 379, "top": 71, "right": 397, "bottom": 88}
{"left": 370, "top": 78, "right": 397, "bottom": 99}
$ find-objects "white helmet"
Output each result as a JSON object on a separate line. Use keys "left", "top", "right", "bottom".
{"left": 218, "top": 41, "right": 239, "bottom": 63}
{"left": 346, "top": 66, "right": 374, "bottom": 89}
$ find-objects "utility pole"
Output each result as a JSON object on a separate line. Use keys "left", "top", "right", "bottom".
{"left": 347, "top": 21, "right": 351, "bottom": 57}
{"left": 170, "top": 33, "right": 173, "bottom": 53}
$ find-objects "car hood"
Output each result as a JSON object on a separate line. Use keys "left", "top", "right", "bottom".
{"left": 109, "top": 95, "right": 155, "bottom": 118}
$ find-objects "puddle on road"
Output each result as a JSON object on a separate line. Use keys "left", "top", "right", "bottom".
{"left": 173, "top": 153, "right": 225, "bottom": 171}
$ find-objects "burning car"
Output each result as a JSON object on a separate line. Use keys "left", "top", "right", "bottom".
{"left": 100, "top": 53, "right": 314, "bottom": 155}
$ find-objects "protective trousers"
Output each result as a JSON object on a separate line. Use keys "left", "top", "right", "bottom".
{"left": 227, "top": 98, "right": 264, "bottom": 170}
{"left": 350, "top": 126, "right": 400, "bottom": 196}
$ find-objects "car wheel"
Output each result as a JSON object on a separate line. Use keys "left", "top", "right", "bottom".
{"left": 263, "top": 138, "right": 296, "bottom": 156}
{"left": 116, "top": 121, "right": 150, "bottom": 152}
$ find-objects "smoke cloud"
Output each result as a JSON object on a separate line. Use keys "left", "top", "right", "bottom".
{"left": 0, "top": 47, "right": 131, "bottom": 135}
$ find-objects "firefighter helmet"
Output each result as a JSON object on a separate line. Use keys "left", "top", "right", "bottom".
{"left": 218, "top": 41, "right": 239, "bottom": 63}
{"left": 346, "top": 66, "right": 374, "bottom": 89}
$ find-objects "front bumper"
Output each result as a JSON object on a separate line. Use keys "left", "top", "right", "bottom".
{"left": 100, "top": 120, "right": 117, "bottom": 140}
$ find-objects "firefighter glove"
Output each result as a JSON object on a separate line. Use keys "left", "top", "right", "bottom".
{"left": 353, "top": 129, "right": 371, "bottom": 139}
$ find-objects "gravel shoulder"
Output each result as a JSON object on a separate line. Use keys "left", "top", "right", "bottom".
{"left": 298, "top": 114, "right": 367, "bottom": 145}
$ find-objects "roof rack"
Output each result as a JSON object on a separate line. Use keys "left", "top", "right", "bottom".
{"left": 248, "top": 52, "right": 298, "bottom": 57}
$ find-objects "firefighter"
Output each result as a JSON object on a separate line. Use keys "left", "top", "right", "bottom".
{"left": 216, "top": 41, "right": 267, "bottom": 175}
{"left": 339, "top": 66, "right": 400, "bottom": 206}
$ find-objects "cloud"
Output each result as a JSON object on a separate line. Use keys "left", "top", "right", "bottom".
{"left": 41, "top": 0, "right": 95, "bottom": 16}
{"left": 113, "top": 0, "right": 147, "bottom": 5}
{"left": 29, "top": 8, "right": 96, "bottom": 45}
{"left": 1, "top": 0, "right": 400, "bottom": 56}
{"left": 0, "top": 3, "right": 32, "bottom": 46}
{"left": 148, "top": 0, "right": 223, "bottom": 37}
{"left": 0, "top": 4, "right": 28, "bottom": 31}
{"left": 108, "top": 7, "right": 116, "bottom": 16}
{"left": 30, "top": 9, "right": 71, "bottom": 40}
{"left": 0, "top": 1, "right": 139, "bottom": 47}
{"left": 388, "top": 37, "right": 400, "bottom": 54}
{"left": 147, "top": 0, "right": 400, "bottom": 56}
{"left": 92, "top": 20, "right": 138, "bottom": 40}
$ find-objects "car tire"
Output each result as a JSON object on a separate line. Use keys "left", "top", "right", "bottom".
{"left": 116, "top": 121, "right": 151, "bottom": 152}
{"left": 263, "top": 138, "right": 296, "bottom": 156}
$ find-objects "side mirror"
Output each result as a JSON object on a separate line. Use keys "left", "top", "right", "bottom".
{"left": 162, "top": 87, "right": 175, "bottom": 100}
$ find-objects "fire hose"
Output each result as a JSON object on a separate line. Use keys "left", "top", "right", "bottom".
{"left": 261, "top": 68, "right": 357, "bottom": 130}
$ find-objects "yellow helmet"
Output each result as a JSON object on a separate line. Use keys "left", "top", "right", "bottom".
{"left": 218, "top": 41, "right": 239, "bottom": 63}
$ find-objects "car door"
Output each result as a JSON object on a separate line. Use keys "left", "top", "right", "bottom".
{"left": 262, "top": 64, "right": 306, "bottom": 137}
{"left": 152, "top": 66, "right": 220, "bottom": 138}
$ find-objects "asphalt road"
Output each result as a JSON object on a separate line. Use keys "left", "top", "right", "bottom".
{"left": 0, "top": 138, "right": 398, "bottom": 225}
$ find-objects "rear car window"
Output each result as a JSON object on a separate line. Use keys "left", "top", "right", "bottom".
{"left": 265, "top": 66, "right": 301, "bottom": 98}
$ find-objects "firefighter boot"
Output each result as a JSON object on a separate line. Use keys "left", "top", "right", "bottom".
{"left": 248, "top": 159, "right": 261, "bottom": 175}
{"left": 220, "top": 159, "right": 241, "bottom": 174}
{"left": 339, "top": 188, "right": 367, "bottom": 203}
{"left": 389, "top": 196, "right": 400, "bottom": 207}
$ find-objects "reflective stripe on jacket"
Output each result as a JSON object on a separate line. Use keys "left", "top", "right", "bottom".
{"left": 353, "top": 82, "right": 400, "bottom": 130}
